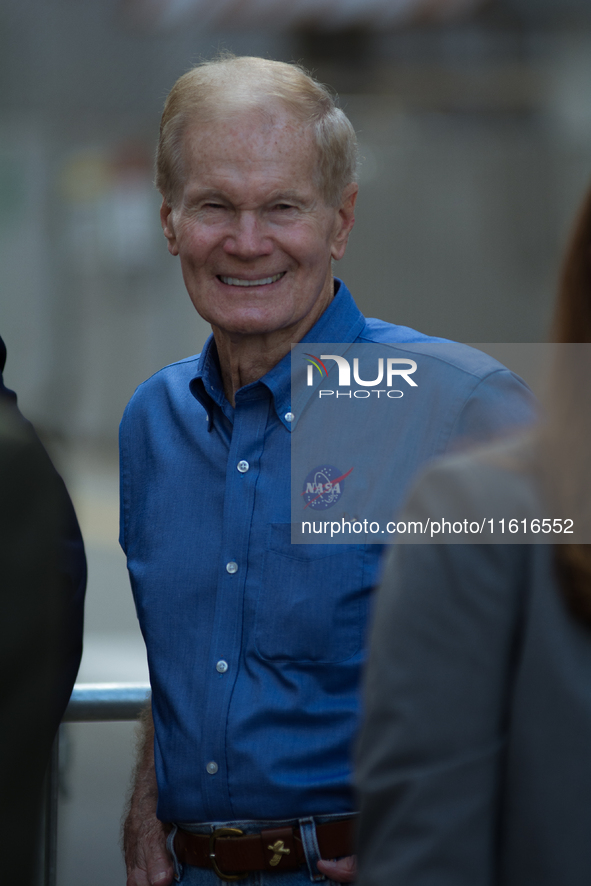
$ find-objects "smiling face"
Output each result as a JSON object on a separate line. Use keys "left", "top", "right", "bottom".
{"left": 160, "top": 108, "right": 357, "bottom": 343}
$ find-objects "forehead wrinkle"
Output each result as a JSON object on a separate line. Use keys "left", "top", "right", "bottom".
{"left": 184, "top": 112, "right": 307, "bottom": 159}
{"left": 179, "top": 111, "right": 323, "bottom": 199}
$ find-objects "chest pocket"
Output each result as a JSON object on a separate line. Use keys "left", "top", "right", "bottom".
{"left": 254, "top": 523, "right": 368, "bottom": 663}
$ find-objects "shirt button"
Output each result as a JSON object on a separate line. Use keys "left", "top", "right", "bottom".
{"left": 206, "top": 761, "right": 218, "bottom": 775}
{"left": 226, "top": 561, "right": 238, "bottom": 574}
{"left": 216, "top": 660, "right": 228, "bottom": 673}
{"left": 285, "top": 412, "right": 294, "bottom": 422}
{"left": 237, "top": 460, "right": 249, "bottom": 473}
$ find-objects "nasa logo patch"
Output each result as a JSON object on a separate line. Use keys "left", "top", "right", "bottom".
{"left": 302, "top": 464, "right": 353, "bottom": 511}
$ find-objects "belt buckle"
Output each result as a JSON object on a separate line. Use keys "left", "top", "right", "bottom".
{"left": 208, "top": 827, "right": 248, "bottom": 882}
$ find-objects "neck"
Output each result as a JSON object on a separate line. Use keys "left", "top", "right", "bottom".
{"left": 213, "top": 279, "right": 335, "bottom": 407}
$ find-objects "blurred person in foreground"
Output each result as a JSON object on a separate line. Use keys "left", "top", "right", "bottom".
{"left": 120, "top": 56, "right": 535, "bottom": 886}
{"left": 0, "top": 336, "right": 86, "bottom": 882}
{"left": 356, "top": 184, "right": 591, "bottom": 886}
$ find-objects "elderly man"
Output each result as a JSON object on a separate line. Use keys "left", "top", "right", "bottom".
{"left": 121, "top": 56, "right": 534, "bottom": 886}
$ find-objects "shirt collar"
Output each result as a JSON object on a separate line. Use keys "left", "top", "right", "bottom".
{"left": 189, "top": 279, "right": 366, "bottom": 430}
{"left": 186, "top": 337, "right": 217, "bottom": 428}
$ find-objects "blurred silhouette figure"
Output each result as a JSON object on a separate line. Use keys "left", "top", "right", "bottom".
{"left": 0, "top": 336, "right": 86, "bottom": 883}
{"left": 356, "top": 184, "right": 591, "bottom": 886}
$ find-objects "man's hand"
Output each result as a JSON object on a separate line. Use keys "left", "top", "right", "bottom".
{"left": 124, "top": 813, "right": 172, "bottom": 886}
{"left": 123, "top": 704, "right": 174, "bottom": 886}
{"left": 317, "top": 854, "right": 357, "bottom": 883}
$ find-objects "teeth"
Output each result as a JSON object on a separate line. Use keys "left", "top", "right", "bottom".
{"left": 219, "top": 273, "right": 284, "bottom": 287}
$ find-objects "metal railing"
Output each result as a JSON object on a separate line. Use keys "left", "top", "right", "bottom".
{"left": 43, "top": 682, "right": 151, "bottom": 886}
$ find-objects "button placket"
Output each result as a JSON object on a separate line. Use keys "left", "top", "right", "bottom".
{"left": 201, "top": 393, "right": 269, "bottom": 819}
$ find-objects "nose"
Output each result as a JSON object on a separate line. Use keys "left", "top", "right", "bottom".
{"left": 223, "top": 211, "right": 273, "bottom": 259}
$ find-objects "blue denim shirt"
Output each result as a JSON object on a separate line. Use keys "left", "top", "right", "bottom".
{"left": 119, "top": 280, "right": 535, "bottom": 823}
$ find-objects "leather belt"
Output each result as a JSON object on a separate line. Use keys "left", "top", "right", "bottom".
{"left": 174, "top": 817, "right": 355, "bottom": 881}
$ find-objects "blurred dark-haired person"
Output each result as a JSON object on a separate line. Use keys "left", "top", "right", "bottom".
{"left": 120, "top": 55, "right": 536, "bottom": 886}
{"left": 356, "top": 184, "right": 591, "bottom": 886}
{"left": 0, "top": 336, "right": 86, "bottom": 883}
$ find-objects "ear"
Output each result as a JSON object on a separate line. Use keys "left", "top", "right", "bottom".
{"left": 330, "top": 183, "right": 358, "bottom": 261}
{"left": 160, "top": 198, "right": 179, "bottom": 256}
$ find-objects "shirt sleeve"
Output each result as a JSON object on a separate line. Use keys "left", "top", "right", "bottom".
{"left": 118, "top": 403, "right": 130, "bottom": 555}
{"left": 356, "top": 465, "right": 529, "bottom": 886}
{"left": 448, "top": 368, "right": 537, "bottom": 449}
{"left": 0, "top": 405, "right": 82, "bottom": 753}
{"left": 0, "top": 339, "right": 85, "bottom": 721}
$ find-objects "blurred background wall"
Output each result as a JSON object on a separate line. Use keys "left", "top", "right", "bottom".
{"left": 2, "top": 0, "right": 591, "bottom": 883}
{"left": 4, "top": 0, "right": 591, "bottom": 441}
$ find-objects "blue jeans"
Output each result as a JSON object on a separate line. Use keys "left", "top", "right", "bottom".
{"left": 167, "top": 813, "right": 355, "bottom": 884}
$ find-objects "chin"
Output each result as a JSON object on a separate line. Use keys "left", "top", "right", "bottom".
{"left": 216, "top": 313, "right": 293, "bottom": 336}
{"left": 232, "top": 323, "right": 285, "bottom": 336}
